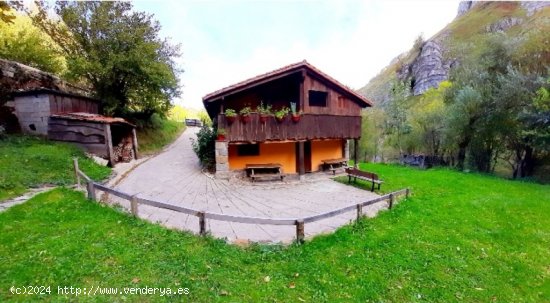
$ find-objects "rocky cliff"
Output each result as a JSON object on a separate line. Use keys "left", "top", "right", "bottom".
{"left": 359, "top": 1, "right": 550, "bottom": 105}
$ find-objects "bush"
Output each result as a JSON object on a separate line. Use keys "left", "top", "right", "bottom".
{"left": 191, "top": 126, "right": 216, "bottom": 172}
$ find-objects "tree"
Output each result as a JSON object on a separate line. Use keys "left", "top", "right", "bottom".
{"left": 358, "top": 107, "right": 386, "bottom": 162}
{"left": 0, "top": 12, "right": 66, "bottom": 75}
{"left": 28, "top": 1, "right": 181, "bottom": 118}
{"left": 384, "top": 80, "right": 411, "bottom": 157}
{"left": 409, "top": 81, "right": 449, "bottom": 157}
{"left": 504, "top": 75, "right": 549, "bottom": 178}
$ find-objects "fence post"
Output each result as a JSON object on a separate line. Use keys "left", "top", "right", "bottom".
{"left": 198, "top": 211, "right": 206, "bottom": 236}
{"left": 86, "top": 181, "right": 96, "bottom": 201}
{"left": 73, "top": 158, "right": 81, "bottom": 188}
{"left": 356, "top": 204, "right": 363, "bottom": 221}
{"left": 388, "top": 193, "right": 394, "bottom": 209}
{"left": 406, "top": 188, "right": 410, "bottom": 199}
{"left": 130, "top": 195, "right": 139, "bottom": 216}
{"left": 295, "top": 219, "right": 305, "bottom": 244}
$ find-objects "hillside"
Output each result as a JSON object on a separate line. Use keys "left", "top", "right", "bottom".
{"left": 358, "top": 1, "right": 550, "bottom": 105}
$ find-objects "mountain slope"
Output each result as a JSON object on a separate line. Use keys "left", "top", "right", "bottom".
{"left": 359, "top": 1, "right": 550, "bottom": 105}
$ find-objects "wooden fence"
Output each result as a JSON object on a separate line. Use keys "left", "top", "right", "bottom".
{"left": 73, "top": 159, "right": 410, "bottom": 243}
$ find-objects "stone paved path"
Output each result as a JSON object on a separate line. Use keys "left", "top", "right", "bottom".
{"left": 111, "top": 128, "right": 388, "bottom": 244}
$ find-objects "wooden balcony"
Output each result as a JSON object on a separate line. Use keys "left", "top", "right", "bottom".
{"left": 218, "top": 113, "right": 361, "bottom": 142}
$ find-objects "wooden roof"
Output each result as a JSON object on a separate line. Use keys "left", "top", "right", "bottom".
{"left": 50, "top": 112, "right": 135, "bottom": 127}
{"left": 202, "top": 60, "right": 372, "bottom": 107}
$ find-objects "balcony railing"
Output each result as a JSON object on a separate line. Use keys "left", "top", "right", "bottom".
{"left": 218, "top": 113, "right": 361, "bottom": 142}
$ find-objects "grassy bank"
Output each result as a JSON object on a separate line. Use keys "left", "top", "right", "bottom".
{"left": 0, "top": 136, "right": 111, "bottom": 201}
{"left": 0, "top": 164, "right": 549, "bottom": 302}
{"left": 136, "top": 119, "right": 185, "bottom": 155}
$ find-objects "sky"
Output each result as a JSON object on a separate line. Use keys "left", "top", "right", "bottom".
{"left": 133, "top": 0, "right": 461, "bottom": 109}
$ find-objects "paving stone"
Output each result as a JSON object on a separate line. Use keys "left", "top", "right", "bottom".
{"left": 108, "top": 127, "right": 391, "bottom": 244}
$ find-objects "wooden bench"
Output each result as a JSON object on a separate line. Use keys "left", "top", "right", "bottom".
{"left": 245, "top": 163, "right": 285, "bottom": 182}
{"left": 345, "top": 167, "right": 383, "bottom": 192}
{"left": 321, "top": 158, "right": 348, "bottom": 175}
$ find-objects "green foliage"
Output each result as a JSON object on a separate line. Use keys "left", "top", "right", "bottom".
{"left": 191, "top": 125, "right": 216, "bottom": 171}
{"left": 224, "top": 108, "right": 237, "bottom": 117}
{"left": 0, "top": 1, "right": 16, "bottom": 24}
{"left": 1, "top": 165, "right": 549, "bottom": 301}
{"left": 383, "top": 80, "right": 411, "bottom": 155}
{"left": 256, "top": 102, "right": 272, "bottom": 115}
{"left": 136, "top": 118, "right": 185, "bottom": 155}
{"left": 0, "top": 136, "right": 111, "bottom": 201}
{"left": 28, "top": 1, "right": 181, "bottom": 118}
{"left": 0, "top": 11, "right": 66, "bottom": 75}
{"left": 357, "top": 107, "right": 386, "bottom": 162}
{"left": 169, "top": 105, "right": 212, "bottom": 127}
{"left": 274, "top": 107, "right": 290, "bottom": 119}
{"left": 239, "top": 106, "right": 252, "bottom": 116}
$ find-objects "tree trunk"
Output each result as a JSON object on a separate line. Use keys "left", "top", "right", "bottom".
{"left": 522, "top": 146, "right": 535, "bottom": 178}
{"left": 457, "top": 141, "right": 468, "bottom": 171}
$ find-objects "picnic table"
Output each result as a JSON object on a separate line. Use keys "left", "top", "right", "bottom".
{"left": 321, "top": 158, "right": 348, "bottom": 175}
{"left": 245, "top": 163, "right": 285, "bottom": 182}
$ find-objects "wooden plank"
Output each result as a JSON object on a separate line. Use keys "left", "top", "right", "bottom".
{"left": 205, "top": 212, "right": 296, "bottom": 225}
{"left": 130, "top": 195, "right": 138, "bottom": 216}
{"left": 296, "top": 219, "right": 305, "bottom": 243}
{"left": 198, "top": 211, "right": 206, "bottom": 235}
{"left": 48, "top": 131, "right": 105, "bottom": 144}
{"left": 298, "top": 141, "right": 305, "bottom": 175}
{"left": 132, "top": 128, "right": 139, "bottom": 159}
{"left": 303, "top": 204, "right": 358, "bottom": 223}
{"left": 86, "top": 181, "right": 96, "bottom": 200}
{"left": 245, "top": 163, "right": 282, "bottom": 169}
{"left": 48, "top": 124, "right": 105, "bottom": 136}
{"left": 353, "top": 138, "right": 358, "bottom": 168}
{"left": 137, "top": 197, "right": 201, "bottom": 216}
{"left": 104, "top": 124, "right": 115, "bottom": 166}
{"left": 77, "top": 170, "right": 91, "bottom": 182}
{"left": 303, "top": 190, "right": 408, "bottom": 223}
{"left": 93, "top": 183, "right": 133, "bottom": 200}
{"left": 49, "top": 119, "right": 105, "bottom": 131}
{"left": 221, "top": 113, "right": 362, "bottom": 142}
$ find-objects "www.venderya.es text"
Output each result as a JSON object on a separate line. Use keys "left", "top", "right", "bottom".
{"left": 10, "top": 285, "right": 190, "bottom": 297}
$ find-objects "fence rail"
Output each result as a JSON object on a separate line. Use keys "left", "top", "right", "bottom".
{"left": 74, "top": 158, "right": 410, "bottom": 243}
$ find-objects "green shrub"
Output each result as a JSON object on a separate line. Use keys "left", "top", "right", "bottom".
{"left": 191, "top": 126, "right": 216, "bottom": 172}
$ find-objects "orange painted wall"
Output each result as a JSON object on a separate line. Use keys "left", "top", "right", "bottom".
{"left": 310, "top": 139, "right": 344, "bottom": 171}
{"left": 228, "top": 141, "right": 297, "bottom": 173}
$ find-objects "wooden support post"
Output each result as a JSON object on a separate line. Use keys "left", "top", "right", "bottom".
{"left": 104, "top": 124, "right": 115, "bottom": 167}
{"left": 86, "top": 181, "right": 96, "bottom": 201}
{"left": 388, "top": 193, "right": 394, "bottom": 209}
{"left": 130, "top": 195, "right": 138, "bottom": 216}
{"left": 406, "top": 188, "right": 410, "bottom": 199}
{"left": 132, "top": 128, "right": 139, "bottom": 160}
{"left": 298, "top": 141, "right": 305, "bottom": 176}
{"left": 296, "top": 219, "right": 305, "bottom": 244}
{"left": 198, "top": 211, "right": 206, "bottom": 236}
{"left": 356, "top": 204, "right": 363, "bottom": 221}
{"left": 299, "top": 70, "right": 305, "bottom": 112}
{"left": 73, "top": 158, "right": 80, "bottom": 188}
{"left": 353, "top": 138, "right": 359, "bottom": 168}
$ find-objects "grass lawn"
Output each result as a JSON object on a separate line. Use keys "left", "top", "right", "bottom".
{"left": 0, "top": 164, "right": 549, "bottom": 302}
{"left": 136, "top": 119, "right": 185, "bottom": 155}
{"left": 0, "top": 136, "right": 111, "bottom": 202}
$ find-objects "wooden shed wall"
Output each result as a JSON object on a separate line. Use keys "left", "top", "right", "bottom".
{"left": 49, "top": 94, "right": 99, "bottom": 114}
{"left": 48, "top": 117, "right": 108, "bottom": 158}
